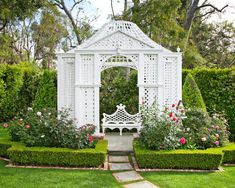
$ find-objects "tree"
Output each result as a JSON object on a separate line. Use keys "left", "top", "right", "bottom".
{"left": 31, "top": 8, "right": 68, "bottom": 68}
{"left": 0, "top": 0, "right": 45, "bottom": 31}
{"left": 183, "top": 73, "right": 207, "bottom": 112}
{"left": 49, "top": 0, "right": 95, "bottom": 45}
{"left": 192, "top": 21, "right": 235, "bottom": 68}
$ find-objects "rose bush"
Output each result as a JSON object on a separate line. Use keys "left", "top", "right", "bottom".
{"left": 4, "top": 108, "right": 96, "bottom": 149}
{"left": 139, "top": 101, "right": 186, "bottom": 150}
{"left": 182, "top": 108, "right": 229, "bottom": 149}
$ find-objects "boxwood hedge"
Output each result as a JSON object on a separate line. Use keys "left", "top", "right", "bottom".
{"left": 0, "top": 140, "right": 107, "bottom": 167}
{"left": 134, "top": 141, "right": 235, "bottom": 170}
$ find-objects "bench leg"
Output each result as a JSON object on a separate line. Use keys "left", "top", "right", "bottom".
{"left": 102, "top": 127, "right": 105, "bottom": 134}
{"left": 120, "top": 128, "right": 123, "bottom": 136}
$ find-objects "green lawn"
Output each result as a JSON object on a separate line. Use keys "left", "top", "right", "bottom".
{"left": 0, "top": 160, "right": 121, "bottom": 188}
{"left": 141, "top": 166, "right": 235, "bottom": 188}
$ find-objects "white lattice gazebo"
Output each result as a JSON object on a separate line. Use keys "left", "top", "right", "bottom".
{"left": 57, "top": 20, "right": 182, "bottom": 132}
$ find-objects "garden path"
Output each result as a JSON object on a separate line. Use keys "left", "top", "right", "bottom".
{"left": 105, "top": 133, "right": 159, "bottom": 187}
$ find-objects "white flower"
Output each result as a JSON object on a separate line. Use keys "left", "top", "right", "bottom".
{"left": 28, "top": 107, "right": 33, "bottom": 111}
{"left": 37, "top": 112, "right": 42, "bottom": 116}
{"left": 201, "top": 137, "right": 207, "bottom": 142}
{"left": 41, "top": 135, "right": 45, "bottom": 138}
{"left": 48, "top": 113, "right": 51, "bottom": 116}
{"left": 186, "top": 127, "right": 190, "bottom": 132}
{"left": 20, "top": 118, "right": 23, "bottom": 121}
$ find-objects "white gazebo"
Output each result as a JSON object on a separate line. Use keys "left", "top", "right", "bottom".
{"left": 56, "top": 20, "right": 182, "bottom": 132}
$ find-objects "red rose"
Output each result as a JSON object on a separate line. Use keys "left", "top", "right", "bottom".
{"left": 169, "top": 112, "right": 173, "bottom": 117}
{"left": 25, "top": 124, "right": 30, "bottom": 129}
{"left": 172, "top": 104, "right": 175, "bottom": 107}
{"left": 88, "top": 135, "right": 93, "bottom": 142}
{"left": 173, "top": 117, "right": 177, "bottom": 121}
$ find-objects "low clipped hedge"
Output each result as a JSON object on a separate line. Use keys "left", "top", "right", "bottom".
{"left": 133, "top": 141, "right": 235, "bottom": 170}
{"left": 0, "top": 140, "right": 107, "bottom": 167}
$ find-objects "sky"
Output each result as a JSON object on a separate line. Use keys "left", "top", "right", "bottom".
{"left": 75, "top": 0, "right": 235, "bottom": 29}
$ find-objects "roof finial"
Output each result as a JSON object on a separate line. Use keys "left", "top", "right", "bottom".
{"left": 177, "top": 46, "right": 181, "bottom": 52}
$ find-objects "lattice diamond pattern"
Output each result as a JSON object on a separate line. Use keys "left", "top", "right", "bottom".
{"left": 143, "top": 54, "right": 158, "bottom": 84}
{"left": 80, "top": 55, "right": 94, "bottom": 83}
{"left": 143, "top": 88, "right": 158, "bottom": 107}
{"left": 163, "top": 57, "right": 178, "bottom": 106}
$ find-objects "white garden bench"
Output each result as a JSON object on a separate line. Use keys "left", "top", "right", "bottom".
{"left": 102, "top": 104, "right": 141, "bottom": 136}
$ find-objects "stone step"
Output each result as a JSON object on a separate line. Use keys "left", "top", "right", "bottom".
{"left": 108, "top": 150, "right": 133, "bottom": 156}
{"left": 109, "top": 156, "right": 129, "bottom": 163}
{"left": 124, "top": 180, "right": 159, "bottom": 188}
{"left": 113, "top": 171, "right": 143, "bottom": 183}
{"left": 109, "top": 163, "right": 133, "bottom": 171}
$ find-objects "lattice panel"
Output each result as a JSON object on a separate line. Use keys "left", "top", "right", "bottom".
{"left": 80, "top": 87, "right": 95, "bottom": 124}
{"left": 143, "top": 54, "right": 158, "bottom": 84}
{"left": 80, "top": 20, "right": 167, "bottom": 50}
{"left": 101, "top": 55, "right": 137, "bottom": 70}
{"left": 89, "top": 32, "right": 152, "bottom": 49}
{"left": 143, "top": 88, "right": 158, "bottom": 107}
{"left": 163, "top": 57, "right": 178, "bottom": 106}
{"left": 80, "top": 55, "right": 94, "bottom": 83}
{"left": 65, "top": 62, "right": 75, "bottom": 118}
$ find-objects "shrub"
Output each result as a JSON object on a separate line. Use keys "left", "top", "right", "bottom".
{"left": 182, "top": 109, "right": 229, "bottom": 149}
{"left": 7, "top": 140, "right": 107, "bottom": 167}
{"left": 183, "top": 68, "right": 235, "bottom": 141}
{"left": 139, "top": 102, "right": 185, "bottom": 150}
{"left": 183, "top": 73, "right": 207, "bottom": 112}
{"left": 0, "top": 64, "right": 24, "bottom": 121}
{"left": 6, "top": 108, "right": 96, "bottom": 149}
{"left": 32, "top": 70, "right": 57, "bottom": 110}
{"left": 134, "top": 141, "right": 223, "bottom": 170}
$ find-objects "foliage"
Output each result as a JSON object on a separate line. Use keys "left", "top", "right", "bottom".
{"left": 100, "top": 68, "right": 138, "bottom": 118}
{"left": 183, "top": 68, "right": 235, "bottom": 141}
{"left": 182, "top": 109, "right": 229, "bottom": 149}
{"left": 0, "top": 64, "right": 24, "bottom": 121}
{"left": 183, "top": 73, "right": 207, "bottom": 112}
{"left": 7, "top": 140, "right": 107, "bottom": 167}
{"left": 139, "top": 102, "right": 185, "bottom": 150}
{"left": 133, "top": 141, "right": 223, "bottom": 170}
{"left": 32, "top": 70, "right": 57, "bottom": 110}
{"left": 6, "top": 108, "right": 96, "bottom": 149}
{"left": 31, "top": 9, "right": 68, "bottom": 68}
{"left": 192, "top": 21, "right": 235, "bottom": 68}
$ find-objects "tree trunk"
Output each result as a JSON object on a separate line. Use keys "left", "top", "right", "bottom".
{"left": 183, "top": 0, "right": 199, "bottom": 30}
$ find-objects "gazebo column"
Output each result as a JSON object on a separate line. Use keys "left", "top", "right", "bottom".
{"left": 94, "top": 53, "right": 100, "bottom": 133}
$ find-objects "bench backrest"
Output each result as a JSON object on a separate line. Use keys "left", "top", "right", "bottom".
{"left": 102, "top": 104, "right": 140, "bottom": 124}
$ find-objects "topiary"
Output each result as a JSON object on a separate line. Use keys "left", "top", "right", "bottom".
{"left": 32, "top": 70, "right": 57, "bottom": 110}
{"left": 182, "top": 73, "right": 207, "bottom": 112}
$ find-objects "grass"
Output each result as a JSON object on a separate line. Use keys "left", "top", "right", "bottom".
{"left": 141, "top": 166, "right": 235, "bottom": 188}
{"left": 0, "top": 160, "right": 121, "bottom": 188}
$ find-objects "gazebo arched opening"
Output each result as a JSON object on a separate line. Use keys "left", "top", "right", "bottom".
{"left": 57, "top": 20, "right": 182, "bottom": 133}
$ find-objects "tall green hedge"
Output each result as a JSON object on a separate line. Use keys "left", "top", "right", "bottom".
{"left": 32, "top": 70, "right": 57, "bottom": 110}
{"left": 183, "top": 68, "right": 235, "bottom": 140}
{"left": 183, "top": 73, "right": 207, "bottom": 112}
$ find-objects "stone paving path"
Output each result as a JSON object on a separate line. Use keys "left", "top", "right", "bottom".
{"left": 109, "top": 154, "right": 159, "bottom": 188}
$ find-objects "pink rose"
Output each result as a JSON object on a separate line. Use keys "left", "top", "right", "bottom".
{"left": 215, "top": 141, "right": 219, "bottom": 146}
{"left": 3, "top": 123, "right": 8, "bottom": 128}
{"left": 25, "top": 124, "right": 30, "bottom": 129}
{"left": 180, "top": 137, "right": 186, "bottom": 145}
{"left": 215, "top": 134, "right": 220, "bottom": 138}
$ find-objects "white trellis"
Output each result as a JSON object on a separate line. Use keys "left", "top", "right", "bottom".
{"left": 56, "top": 20, "right": 182, "bottom": 132}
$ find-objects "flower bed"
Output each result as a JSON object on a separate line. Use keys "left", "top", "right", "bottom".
{"left": 0, "top": 140, "right": 107, "bottom": 167}
{"left": 133, "top": 141, "right": 235, "bottom": 170}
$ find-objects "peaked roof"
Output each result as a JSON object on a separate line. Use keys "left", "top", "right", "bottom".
{"left": 69, "top": 20, "right": 170, "bottom": 52}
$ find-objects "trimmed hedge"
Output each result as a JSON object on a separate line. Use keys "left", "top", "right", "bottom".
{"left": 0, "top": 140, "right": 107, "bottom": 167}
{"left": 183, "top": 68, "right": 235, "bottom": 141}
{"left": 134, "top": 141, "right": 224, "bottom": 170}
{"left": 183, "top": 73, "right": 207, "bottom": 112}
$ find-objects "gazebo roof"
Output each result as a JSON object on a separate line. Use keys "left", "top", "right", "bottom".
{"left": 70, "top": 20, "right": 170, "bottom": 52}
